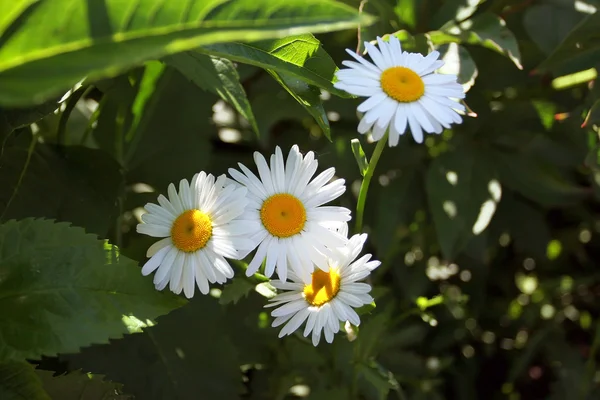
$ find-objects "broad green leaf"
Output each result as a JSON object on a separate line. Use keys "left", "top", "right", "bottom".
{"left": 0, "top": 362, "right": 50, "bottom": 400}
{"left": 165, "top": 52, "right": 259, "bottom": 136}
{"left": 354, "top": 308, "right": 392, "bottom": 362}
{"left": 438, "top": 12, "right": 522, "bottom": 69}
{"left": 0, "top": 97, "right": 60, "bottom": 136}
{"left": 394, "top": 0, "right": 418, "bottom": 29}
{"left": 67, "top": 294, "right": 272, "bottom": 400}
{"left": 200, "top": 34, "right": 349, "bottom": 98}
{"left": 583, "top": 99, "right": 600, "bottom": 128}
{"left": 356, "top": 362, "right": 399, "bottom": 400}
{"left": 93, "top": 67, "right": 214, "bottom": 189}
{"left": 493, "top": 150, "right": 589, "bottom": 208}
{"left": 523, "top": 3, "right": 584, "bottom": 56}
{"left": 268, "top": 70, "right": 331, "bottom": 140}
{"left": 125, "top": 61, "right": 166, "bottom": 153}
{"left": 436, "top": 43, "right": 478, "bottom": 93}
{"left": 0, "top": 218, "right": 185, "bottom": 361}
{"left": 426, "top": 148, "right": 502, "bottom": 260}
{"left": 0, "top": 140, "right": 123, "bottom": 237}
{"left": 219, "top": 277, "right": 255, "bottom": 305}
{"left": 36, "top": 370, "right": 131, "bottom": 400}
{"left": 430, "top": 0, "right": 483, "bottom": 30}
{"left": 0, "top": 0, "right": 374, "bottom": 106}
{"left": 536, "top": 11, "right": 600, "bottom": 73}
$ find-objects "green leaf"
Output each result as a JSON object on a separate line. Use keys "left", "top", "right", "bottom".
{"left": 355, "top": 301, "right": 376, "bottom": 316}
{"left": 536, "top": 12, "right": 600, "bottom": 73}
{"left": 0, "top": 141, "right": 124, "bottom": 237}
{"left": 394, "top": 0, "right": 418, "bottom": 29}
{"left": 165, "top": 53, "right": 259, "bottom": 136}
{"left": 493, "top": 150, "right": 589, "bottom": 208}
{"left": 0, "top": 218, "right": 185, "bottom": 361}
{"left": 351, "top": 139, "right": 369, "bottom": 177}
{"left": 201, "top": 34, "right": 348, "bottom": 97}
{"left": 356, "top": 362, "right": 399, "bottom": 400}
{"left": 436, "top": 43, "right": 478, "bottom": 93}
{"left": 426, "top": 148, "right": 502, "bottom": 260}
{"left": 0, "top": 97, "right": 60, "bottom": 136}
{"left": 523, "top": 3, "right": 584, "bottom": 56}
{"left": 36, "top": 370, "right": 131, "bottom": 400}
{"left": 67, "top": 295, "right": 272, "bottom": 400}
{"left": 354, "top": 308, "right": 392, "bottom": 362}
{"left": 0, "top": 362, "right": 50, "bottom": 400}
{"left": 96, "top": 67, "right": 214, "bottom": 189}
{"left": 268, "top": 70, "right": 331, "bottom": 140}
{"left": 430, "top": 0, "right": 483, "bottom": 30}
{"left": 0, "top": 0, "right": 374, "bottom": 106}
{"left": 439, "top": 12, "right": 522, "bottom": 69}
{"left": 219, "top": 277, "right": 256, "bottom": 305}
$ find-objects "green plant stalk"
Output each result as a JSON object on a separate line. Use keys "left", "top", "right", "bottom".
{"left": 354, "top": 133, "right": 387, "bottom": 234}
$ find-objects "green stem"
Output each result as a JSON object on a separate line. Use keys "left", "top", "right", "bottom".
{"left": 354, "top": 134, "right": 387, "bottom": 234}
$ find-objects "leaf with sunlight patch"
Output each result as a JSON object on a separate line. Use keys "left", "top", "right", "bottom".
{"left": 0, "top": 218, "right": 185, "bottom": 362}
{"left": 201, "top": 34, "right": 348, "bottom": 98}
{"left": 0, "top": 0, "right": 373, "bottom": 106}
{"left": 426, "top": 148, "right": 502, "bottom": 260}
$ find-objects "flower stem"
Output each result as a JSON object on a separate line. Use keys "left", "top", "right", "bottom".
{"left": 354, "top": 134, "right": 387, "bottom": 234}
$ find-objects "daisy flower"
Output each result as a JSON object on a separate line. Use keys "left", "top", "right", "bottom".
{"left": 267, "top": 233, "right": 380, "bottom": 346}
{"left": 137, "top": 172, "right": 254, "bottom": 298}
{"left": 334, "top": 35, "right": 466, "bottom": 146}
{"left": 228, "top": 145, "right": 351, "bottom": 283}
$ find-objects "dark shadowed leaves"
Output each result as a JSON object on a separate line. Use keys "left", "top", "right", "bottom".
{"left": 0, "top": 138, "right": 123, "bottom": 237}
{"left": 0, "top": 362, "right": 49, "bottom": 400}
{"left": 426, "top": 147, "right": 501, "bottom": 260}
{"left": 36, "top": 370, "right": 131, "bottom": 400}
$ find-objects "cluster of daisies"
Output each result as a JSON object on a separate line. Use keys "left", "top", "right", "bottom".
{"left": 136, "top": 36, "right": 464, "bottom": 346}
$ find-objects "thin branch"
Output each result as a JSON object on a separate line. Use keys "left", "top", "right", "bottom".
{"left": 356, "top": 0, "right": 368, "bottom": 54}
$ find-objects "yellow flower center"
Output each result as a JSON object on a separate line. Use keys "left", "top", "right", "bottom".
{"left": 380, "top": 66, "right": 425, "bottom": 103}
{"left": 170, "top": 209, "right": 212, "bottom": 252}
{"left": 303, "top": 268, "right": 341, "bottom": 307}
{"left": 260, "top": 193, "right": 306, "bottom": 238}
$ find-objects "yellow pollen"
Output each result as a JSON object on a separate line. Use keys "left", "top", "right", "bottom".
{"left": 260, "top": 193, "right": 306, "bottom": 238}
{"left": 380, "top": 66, "right": 425, "bottom": 103}
{"left": 303, "top": 268, "right": 341, "bottom": 307}
{"left": 170, "top": 209, "right": 212, "bottom": 252}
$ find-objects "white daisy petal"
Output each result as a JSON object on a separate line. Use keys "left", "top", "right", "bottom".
{"left": 266, "top": 233, "right": 381, "bottom": 346}
{"left": 334, "top": 38, "right": 466, "bottom": 145}
{"left": 228, "top": 145, "right": 349, "bottom": 282}
{"left": 136, "top": 171, "right": 250, "bottom": 297}
{"left": 141, "top": 245, "right": 171, "bottom": 276}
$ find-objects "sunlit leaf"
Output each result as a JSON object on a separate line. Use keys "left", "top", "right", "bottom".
{"left": 0, "top": 0, "right": 374, "bottom": 106}
{"left": 0, "top": 218, "right": 185, "bottom": 361}
{"left": 268, "top": 70, "right": 331, "bottom": 140}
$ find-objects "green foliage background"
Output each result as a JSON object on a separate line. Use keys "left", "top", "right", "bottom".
{"left": 1, "top": 0, "right": 600, "bottom": 399}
